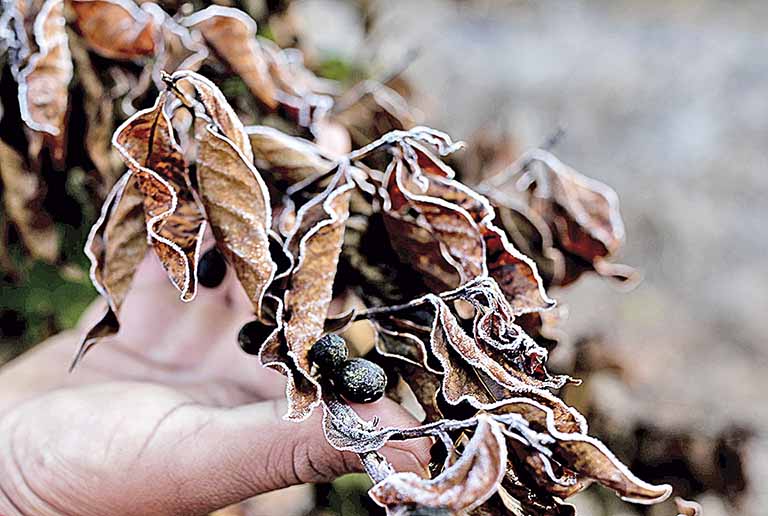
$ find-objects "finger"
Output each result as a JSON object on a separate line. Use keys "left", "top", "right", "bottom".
{"left": 100, "top": 396, "right": 428, "bottom": 514}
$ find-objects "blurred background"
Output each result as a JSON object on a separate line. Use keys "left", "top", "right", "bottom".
{"left": 2, "top": 0, "right": 767, "bottom": 515}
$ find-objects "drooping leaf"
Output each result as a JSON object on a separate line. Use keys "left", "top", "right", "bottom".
{"left": 369, "top": 415, "right": 507, "bottom": 513}
{"left": 112, "top": 93, "right": 206, "bottom": 302}
{"left": 383, "top": 145, "right": 554, "bottom": 315}
{"left": 277, "top": 167, "right": 355, "bottom": 420}
{"left": 68, "top": 0, "right": 157, "bottom": 60}
{"left": 170, "top": 71, "right": 277, "bottom": 318}
{"left": 0, "top": 139, "right": 59, "bottom": 262}
{"left": 489, "top": 397, "right": 673, "bottom": 504}
{"left": 72, "top": 171, "right": 146, "bottom": 367}
{"left": 245, "top": 125, "right": 332, "bottom": 184}
{"left": 181, "top": 6, "right": 278, "bottom": 109}
{"left": 12, "top": 0, "right": 72, "bottom": 164}
{"left": 518, "top": 149, "right": 636, "bottom": 285}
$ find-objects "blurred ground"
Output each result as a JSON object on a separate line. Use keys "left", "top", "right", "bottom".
{"left": 294, "top": 0, "right": 768, "bottom": 514}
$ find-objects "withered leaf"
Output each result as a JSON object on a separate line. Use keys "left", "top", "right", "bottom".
{"left": 334, "top": 80, "right": 416, "bottom": 147}
{"left": 166, "top": 71, "right": 278, "bottom": 316}
{"left": 14, "top": 0, "right": 72, "bottom": 163}
{"left": 518, "top": 149, "right": 635, "bottom": 284}
{"left": 278, "top": 168, "right": 355, "bottom": 420}
{"left": 72, "top": 171, "right": 146, "bottom": 367}
{"left": 68, "top": 0, "right": 157, "bottom": 60}
{"left": 385, "top": 147, "right": 554, "bottom": 314}
{"left": 256, "top": 294, "right": 327, "bottom": 422}
{"left": 246, "top": 125, "right": 333, "bottom": 184}
{"left": 489, "top": 397, "right": 672, "bottom": 504}
{"left": 112, "top": 93, "right": 206, "bottom": 301}
{"left": 369, "top": 415, "right": 506, "bottom": 513}
{"left": 0, "top": 139, "right": 59, "bottom": 262}
{"left": 181, "top": 6, "right": 277, "bottom": 109}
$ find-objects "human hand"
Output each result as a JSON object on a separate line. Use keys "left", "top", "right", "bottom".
{"left": 0, "top": 253, "right": 429, "bottom": 516}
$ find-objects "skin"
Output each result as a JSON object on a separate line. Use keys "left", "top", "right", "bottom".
{"left": 0, "top": 253, "right": 430, "bottom": 516}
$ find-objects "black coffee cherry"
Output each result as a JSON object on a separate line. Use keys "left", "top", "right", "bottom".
{"left": 308, "top": 334, "right": 349, "bottom": 372}
{"left": 197, "top": 247, "right": 227, "bottom": 288}
{"left": 238, "top": 320, "right": 272, "bottom": 355}
{"left": 335, "top": 358, "right": 387, "bottom": 404}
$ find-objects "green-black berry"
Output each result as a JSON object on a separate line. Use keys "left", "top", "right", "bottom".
{"left": 308, "top": 334, "right": 348, "bottom": 372}
{"left": 197, "top": 247, "right": 227, "bottom": 288}
{"left": 335, "top": 358, "right": 387, "bottom": 404}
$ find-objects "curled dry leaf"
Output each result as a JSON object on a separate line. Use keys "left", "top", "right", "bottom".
{"left": 181, "top": 6, "right": 277, "bottom": 109}
{"left": 517, "top": 149, "right": 636, "bottom": 285}
{"left": 383, "top": 142, "right": 554, "bottom": 315}
{"left": 67, "top": 0, "right": 157, "bottom": 60}
{"left": 168, "top": 72, "right": 277, "bottom": 317}
{"left": 675, "top": 497, "right": 703, "bottom": 516}
{"left": 0, "top": 139, "right": 59, "bottom": 262}
{"left": 488, "top": 397, "right": 672, "bottom": 504}
{"left": 334, "top": 80, "right": 416, "bottom": 146}
{"left": 245, "top": 125, "right": 332, "bottom": 184}
{"left": 276, "top": 167, "right": 355, "bottom": 420}
{"left": 369, "top": 415, "right": 506, "bottom": 513}
{"left": 13, "top": 0, "right": 72, "bottom": 163}
{"left": 112, "top": 93, "right": 206, "bottom": 302}
{"left": 72, "top": 171, "right": 146, "bottom": 367}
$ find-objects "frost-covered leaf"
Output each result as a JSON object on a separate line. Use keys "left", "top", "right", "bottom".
{"left": 518, "top": 149, "right": 636, "bottom": 285}
{"left": 383, "top": 146, "right": 554, "bottom": 315}
{"left": 72, "top": 171, "right": 146, "bottom": 367}
{"left": 489, "top": 397, "right": 672, "bottom": 504}
{"left": 369, "top": 415, "right": 506, "bottom": 513}
{"left": 0, "top": 139, "right": 59, "bottom": 262}
{"left": 277, "top": 168, "right": 355, "bottom": 420}
{"left": 112, "top": 93, "right": 206, "bottom": 302}
{"left": 68, "top": 0, "right": 157, "bottom": 60}
{"left": 181, "top": 6, "right": 277, "bottom": 109}
{"left": 168, "top": 71, "right": 277, "bottom": 316}
{"left": 246, "top": 125, "right": 332, "bottom": 184}
{"left": 334, "top": 80, "right": 415, "bottom": 146}
{"left": 12, "top": 0, "right": 72, "bottom": 163}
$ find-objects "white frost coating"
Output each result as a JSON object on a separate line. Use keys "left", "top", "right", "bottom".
{"left": 16, "top": 0, "right": 73, "bottom": 135}
{"left": 369, "top": 415, "right": 506, "bottom": 512}
{"left": 112, "top": 94, "right": 206, "bottom": 302}
{"left": 466, "top": 396, "right": 672, "bottom": 505}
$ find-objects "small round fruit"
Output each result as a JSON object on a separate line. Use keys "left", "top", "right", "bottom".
{"left": 197, "top": 247, "right": 227, "bottom": 288}
{"left": 335, "top": 358, "right": 387, "bottom": 404}
{"left": 238, "top": 320, "right": 270, "bottom": 355}
{"left": 308, "top": 334, "right": 348, "bottom": 372}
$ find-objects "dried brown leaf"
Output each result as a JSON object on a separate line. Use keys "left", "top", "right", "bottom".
{"left": 278, "top": 168, "right": 355, "bottom": 420}
{"left": 68, "top": 0, "right": 157, "bottom": 60}
{"left": 166, "top": 71, "right": 278, "bottom": 315}
{"left": 181, "top": 6, "right": 277, "bottom": 109}
{"left": 489, "top": 397, "right": 672, "bottom": 504}
{"left": 112, "top": 94, "right": 206, "bottom": 301}
{"left": 0, "top": 139, "right": 59, "bottom": 262}
{"left": 519, "top": 150, "right": 635, "bottom": 284}
{"left": 245, "top": 125, "right": 332, "bottom": 184}
{"left": 369, "top": 415, "right": 506, "bottom": 513}
{"left": 72, "top": 171, "right": 146, "bottom": 366}
{"left": 384, "top": 147, "right": 554, "bottom": 314}
{"left": 13, "top": 0, "right": 72, "bottom": 163}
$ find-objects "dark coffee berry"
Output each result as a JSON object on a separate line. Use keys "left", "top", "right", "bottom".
{"left": 238, "top": 320, "right": 272, "bottom": 355}
{"left": 335, "top": 358, "right": 387, "bottom": 404}
{"left": 197, "top": 247, "right": 227, "bottom": 288}
{"left": 308, "top": 334, "right": 348, "bottom": 372}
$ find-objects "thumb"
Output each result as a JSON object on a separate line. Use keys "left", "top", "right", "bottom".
{"left": 121, "top": 397, "right": 430, "bottom": 515}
